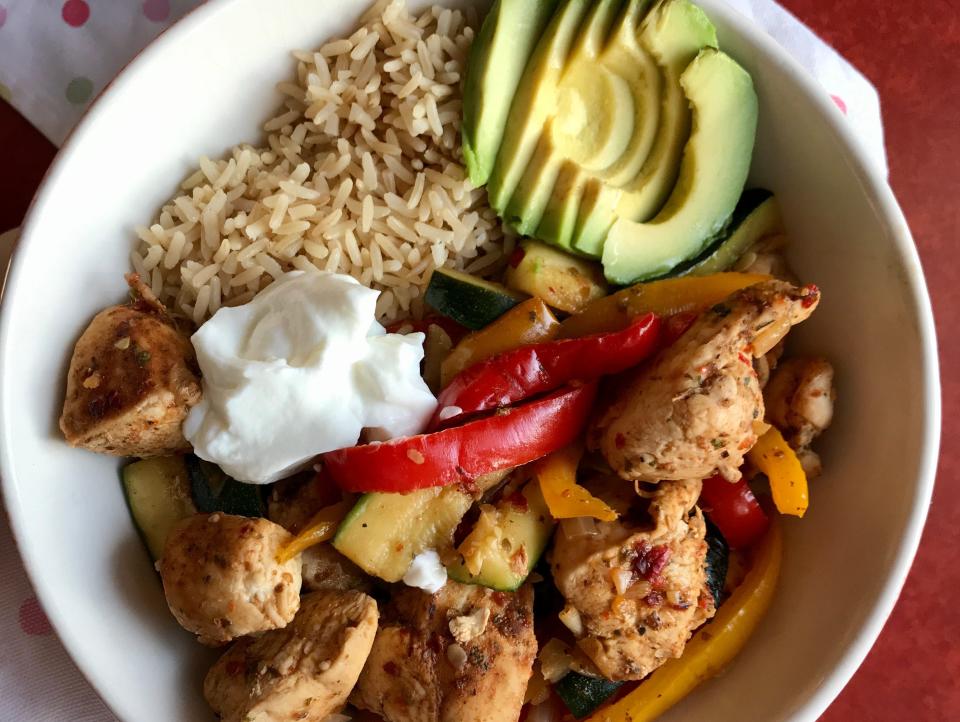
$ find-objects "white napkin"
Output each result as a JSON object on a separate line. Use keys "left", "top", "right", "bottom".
{"left": 0, "top": 2, "right": 886, "bottom": 720}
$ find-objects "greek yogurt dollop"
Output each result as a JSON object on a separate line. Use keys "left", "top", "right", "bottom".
{"left": 183, "top": 271, "right": 436, "bottom": 483}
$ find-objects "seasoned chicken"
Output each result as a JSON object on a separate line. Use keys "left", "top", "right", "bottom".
{"left": 764, "top": 357, "right": 836, "bottom": 449}
{"left": 205, "top": 590, "right": 378, "bottom": 722}
{"left": 59, "top": 274, "right": 201, "bottom": 456}
{"left": 353, "top": 580, "right": 536, "bottom": 722}
{"left": 159, "top": 513, "right": 301, "bottom": 645}
{"left": 549, "top": 478, "right": 714, "bottom": 681}
{"left": 301, "top": 544, "right": 372, "bottom": 594}
{"left": 592, "top": 280, "right": 820, "bottom": 483}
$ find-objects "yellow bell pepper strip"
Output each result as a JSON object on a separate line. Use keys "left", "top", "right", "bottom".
{"left": 441, "top": 297, "right": 560, "bottom": 387}
{"left": 276, "top": 500, "right": 351, "bottom": 563}
{"left": 747, "top": 426, "right": 809, "bottom": 517}
{"left": 586, "top": 517, "right": 783, "bottom": 722}
{"left": 559, "top": 272, "right": 769, "bottom": 338}
{"left": 536, "top": 444, "right": 618, "bottom": 522}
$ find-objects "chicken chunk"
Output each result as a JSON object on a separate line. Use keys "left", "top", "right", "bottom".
{"left": 764, "top": 357, "right": 836, "bottom": 449}
{"left": 205, "top": 590, "right": 378, "bottom": 722}
{"left": 60, "top": 274, "right": 201, "bottom": 456}
{"left": 301, "top": 544, "right": 372, "bottom": 594}
{"left": 353, "top": 581, "right": 536, "bottom": 722}
{"left": 549, "top": 478, "right": 714, "bottom": 681}
{"left": 592, "top": 280, "right": 820, "bottom": 483}
{"left": 159, "top": 513, "right": 302, "bottom": 645}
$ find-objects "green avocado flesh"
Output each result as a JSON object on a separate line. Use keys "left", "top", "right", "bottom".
{"left": 601, "top": 48, "right": 759, "bottom": 284}
{"left": 461, "top": 0, "right": 560, "bottom": 186}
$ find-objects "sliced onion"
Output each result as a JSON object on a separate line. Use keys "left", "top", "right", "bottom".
{"left": 558, "top": 604, "right": 584, "bottom": 637}
{"left": 437, "top": 405, "right": 463, "bottom": 421}
{"left": 752, "top": 314, "right": 792, "bottom": 356}
{"left": 539, "top": 638, "right": 574, "bottom": 683}
{"left": 560, "top": 516, "right": 599, "bottom": 541}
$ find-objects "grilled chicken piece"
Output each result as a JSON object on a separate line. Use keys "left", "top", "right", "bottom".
{"left": 549, "top": 478, "right": 714, "bottom": 681}
{"left": 59, "top": 274, "right": 201, "bottom": 456}
{"left": 764, "top": 357, "right": 836, "bottom": 449}
{"left": 592, "top": 280, "right": 820, "bottom": 483}
{"left": 205, "top": 590, "right": 378, "bottom": 722}
{"left": 159, "top": 514, "right": 302, "bottom": 645}
{"left": 353, "top": 581, "right": 536, "bottom": 722}
{"left": 301, "top": 544, "right": 373, "bottom": 594}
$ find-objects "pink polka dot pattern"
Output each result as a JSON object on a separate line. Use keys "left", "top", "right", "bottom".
{"left": 142, "top": 0, "right": 170, "bottom": 23}
{"left": 62, "top": 0, "right": 90, "bottom": 27}
{"left": 0, "top": 6, "right": 7, "bottom": 29}
{"left": 830, "top": 94, "right": 848, "bottom": 115}
{"left": 18, "top": 596, "right": 52, "bottom": 636}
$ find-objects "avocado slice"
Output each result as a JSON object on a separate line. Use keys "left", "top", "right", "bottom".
{"left": 486, "top": 0, "right": 593, "bottom": 215}
{"left": 601, "top": 48, "right": 759, "bottom": 283}
{"left": 503, "top": 0, "right": 625, "bottom": 238}
{"left": 461, "top": 0, "right": 560, "bottom": 187}
{"left": 672, "top": 189, "right": 783, "bottom": 277}
{"left": 616, "top": 0, "right": 718, "bottom": 222}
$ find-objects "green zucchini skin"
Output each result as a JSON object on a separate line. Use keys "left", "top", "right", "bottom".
{"left": 121, "top": 456, "right": 197, "bottom": 561}
{"left": 555, "top": 672, "right": 624, "bottom": 719}
{"left": 425, "top": 267, "right": 526, "bottom": 330}
{"left": 704, "top": 517, "right": 730, "bottom": 607}
{"left": 185, "top": 454, "right": 266, "bottom": 518}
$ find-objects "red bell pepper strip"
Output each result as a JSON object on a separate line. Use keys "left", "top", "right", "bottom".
{"left": 431, "top": 313, "right": 660, "bottom": 429}
{"left": 323, "top": 383, "right": 598, "bottom": 494}
{"left": 699, "top": 473, "right": 769, "bottom": 549}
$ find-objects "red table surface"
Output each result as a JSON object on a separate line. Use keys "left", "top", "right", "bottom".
{"left": 0, "top": 0, "right": 957, "bottom": 718}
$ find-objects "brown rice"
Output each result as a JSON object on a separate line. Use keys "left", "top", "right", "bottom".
{"left": 130, "top": 0, "right": 513, "bottom": 326}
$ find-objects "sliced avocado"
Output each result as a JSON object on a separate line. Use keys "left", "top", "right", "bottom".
{"left": 536, "top": 161, "right": 588, "bottom": 251}
{"left": 461, "top": 0, "right": 560, "bottom": 186}
{"left": 504, "top": 0, "right": 625, "bottom": 237}
{"left": 505, "top": 239, "right": 608, "bottom": 313}
{"left": 672, "top": 189, "right": 783, "bottom": 277}
{"left": 486, "top": 0, "right": 593, "bottom": 214}
{"left": 616, "top": 0, "right": 718, "bottom": 222}
{"left": 602, "top": 48, "right": 759, "bottom": 284}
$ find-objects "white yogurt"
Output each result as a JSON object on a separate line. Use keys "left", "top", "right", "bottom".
{"left": 183, "top": 271, "right": 436, "bottom": 483}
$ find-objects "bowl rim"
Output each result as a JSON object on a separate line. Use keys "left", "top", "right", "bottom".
{"left": 0, "top": 0, "right": 941, "bottom": 720}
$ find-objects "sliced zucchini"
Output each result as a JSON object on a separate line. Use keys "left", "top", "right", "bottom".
{"left": 505, "top": 239, "right": 609, "bottom": 314}
{"left": 704, "top": 517, "right": 729, "bottom": 607}
{"left": 333, "top": 487, "right": 473, "bottom": 582}
{"left": 425, "top": 267, "right": 527, "bottom": 330}
{"left": 555, "top": 672, "right": 623, "bottom": 719}
{"left": 185, "top": 454, "right": 266, "bottom": 518}
{"left": 121, "top": 456, "right": 197, "bottom": 561}
{"left": 673, "top": 188, "right": 783, "bottom": 277}
{"left": 447, "top": 481, "right": 554, "bottom": 591}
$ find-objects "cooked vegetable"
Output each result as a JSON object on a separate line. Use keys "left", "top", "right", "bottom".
{"left": 505, "top": 239, "right": 609, "bottom": 313}
{"left": 699, "top": 473, "right": 768, "bottom": 550}
{"left": 185, "top": 454, "right": 265, "bottom": 518}
{"left": 672, "top": 189, "right": 783, "bottom": 277}
{"left": 433, "top": 313, "right": 660, "bottom": 428}
{"left": 121, "top": 456, "right": 196, "bottom": 561}
{"left": 559, "top": 272, "right": 768, "bottom": 337}
{"left": 704, "top": 517, "right": 729, "bottom": 607}
{"left": 747, "top": 426, "right": 809, "bottom": 517}
{"left": 323, "top": 384, "right": 597, "bottom": 494}
{"left": 585, "top": 517, "right": 782, "bottom": 722}
{"left": 425, "top": 267, "right": 526, "bottom": 331}
{"left": 333, "top": 486, "right": 473, "bottom": 582}
{"left": 536, "top": 444, "right": 617, "bottom": 521}
{"left": 447, "top": 480, "right": 554, "bottom": 591}
{"left": 556, "top": 672, "right": 624, "bottom": 719}
{"left": 276, "top": 501, "right": 352, "bottom": 564}
{"left": 442, "top": 296, "right": 560, "bottom": 385}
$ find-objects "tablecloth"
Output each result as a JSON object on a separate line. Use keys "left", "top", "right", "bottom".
{"left": 0, "top": 1, "right": 887, "bottom": 719}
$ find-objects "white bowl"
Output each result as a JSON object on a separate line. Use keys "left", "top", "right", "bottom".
{"left": 0, "top": 0, "right": 940, "bottom": 720}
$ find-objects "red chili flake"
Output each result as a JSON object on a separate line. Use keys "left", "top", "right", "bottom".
{"left": 631, "top": 541, "right": 672, "bottom": 585}
{"left": 615, "top": 433, "right": 627, "bottom": 449}
{"left": 383, "top": 661, "right": 399, "bottom": 676}
{"left": 800, "top": 284, "right": 820, "bottom": 308}
{"left": 508, "top": 247, "right": 526, "bottom": 268}
{"left": 738, "top": 352, "right": 751, "bottom": 366}
{"left": 643, "top": 590, "right": 665, "bottom": 607}
{"left": 505, "top": 491, "right": 528, "bottom": 511}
